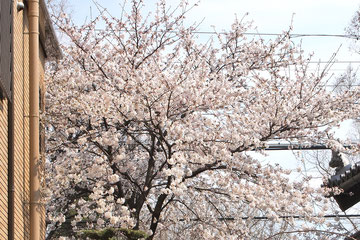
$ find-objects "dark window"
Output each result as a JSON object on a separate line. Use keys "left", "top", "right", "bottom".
{"left": 0, "top": 0, "right": 12, "bottom": 101}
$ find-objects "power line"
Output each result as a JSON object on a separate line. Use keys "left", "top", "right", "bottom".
{"left": 256, "top": 143, "right": 358, "bottom": 151}
{"left": 309, "top": 61, "right": 360, "bottom": 64}
{"left": 187, "top": 31, "right": 360, "bottom": 40}
{"left": 221, "top": 214, "right": 360, "bottom": 221}
{"left": 178, "top": 214, "right": 360, "bottom": 222}
{"left": 55, "top": 27, "right": 360, "bottom": 40}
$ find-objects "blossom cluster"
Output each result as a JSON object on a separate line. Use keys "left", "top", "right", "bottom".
{"left": 45, "top": 0, "right": 360, "bottom": 239}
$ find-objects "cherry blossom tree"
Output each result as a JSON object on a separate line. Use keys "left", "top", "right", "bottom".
{"left": 44, "top": 0, "right": 360, "bottom": 239}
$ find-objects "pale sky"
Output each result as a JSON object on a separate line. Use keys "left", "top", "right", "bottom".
{"left": 66, "top": 0, "right": 360, "bottom": 175}
{"left": 69, "top": 0, "right": 360, "bottom": 62}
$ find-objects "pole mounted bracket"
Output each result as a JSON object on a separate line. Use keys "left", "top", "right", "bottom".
{"left": 17, "top": 2, "right": 25, "bottom": 12}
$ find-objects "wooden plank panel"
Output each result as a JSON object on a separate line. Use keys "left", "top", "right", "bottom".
{"left": 0, "top": 208, "right": 8, "bottom": 221}
{"left": 0, "top": 97, "right": 7, "bottom": 238}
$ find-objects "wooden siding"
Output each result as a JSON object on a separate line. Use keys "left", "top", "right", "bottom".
{"left": 39, "top": 49, "right": 45, "bottom": 240}
{"left": 0, "top": 0, "right": 49, "bottom": 238}
{"left": 0, "top": 99, "right": 8, "bottom": 239}
{"left": 22, "top": 10, "right": 30, "bottom": 239}
{"left": 13, "top": 1, "right": 27, "bottom": 239}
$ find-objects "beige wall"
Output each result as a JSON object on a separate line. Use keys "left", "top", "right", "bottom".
{"left": 0, "top": 1, "right": 47, "bottom": 239}
{"left": 0, "top": 99, "right": 8, "bottom": 239}
{"left": 14, "top": 1, "right": 30, "bottom": 239}
{"left": 40, "top": 48, "right": 46, "bottom": 240}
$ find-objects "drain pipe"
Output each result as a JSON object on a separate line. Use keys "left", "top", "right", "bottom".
{"left": 8, "top": 1, "right": 15, "bottom": 239}
{"left": 8, "top": 91, "right": 14, "bottom": 240}
{"left": 28, "top": 0, "right": 41, "bottom": 239}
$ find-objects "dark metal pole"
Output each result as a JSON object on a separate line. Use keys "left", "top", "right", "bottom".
{"left": 8, "top": 81, "right": 14, "bottom": 240}
{"left": 260, "top": 143, "right": 356, "bottom": 151}
{"left": 8, "top": 1, "right": 15, "bottom": 239}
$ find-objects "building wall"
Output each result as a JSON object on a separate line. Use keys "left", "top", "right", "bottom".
{"left": 13, "top": 1, "right": 30, "bottom": 239}
{"left": 22, "top": 5, "right": 31, "bottom": 239}
{"left": 40, "top": 49, "right": 46, "bottom": 240}
{"left": 0, "top": 1, "right": 46, "bottom": 239}
{"left": 0, "top": 99, "right": 8, "bottom": 239}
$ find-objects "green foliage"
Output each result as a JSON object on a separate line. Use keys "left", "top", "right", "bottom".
{"left": 78, "top": 227, "right": 149, "bottom": 240}
{"left": 119, "top": 228, "right": 149, "bottom": 239}
{"left": 79, "top": 228, "right": 116, "bottom": 240}
{"left": 67, "top": 209, "right": 77, "bottom": 217}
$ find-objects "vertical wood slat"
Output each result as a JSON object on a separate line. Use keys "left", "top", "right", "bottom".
{"left": 0, "top": 0, "right": 12, "bottom": 101}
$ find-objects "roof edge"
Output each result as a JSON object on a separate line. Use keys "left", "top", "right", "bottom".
{"left": 39, "top": 0, "right": 62, "bottom": 60}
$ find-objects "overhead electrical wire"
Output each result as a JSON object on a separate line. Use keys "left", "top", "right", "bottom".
{"left": 56, "top": 27, "right": 360, "bottom": 72}
{"left": 195, "top": 214, "right": 360, "bottom": 221}
{"left": 55, "top": 27, "right": 360, "bottom": 39}
{"left": 177, "top": 31, "right": 360, "bottom": 39}
{"left": 55, "top": 27, "right": 360, "bottom": 61}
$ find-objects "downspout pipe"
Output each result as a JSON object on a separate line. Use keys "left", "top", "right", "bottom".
{"left": 8, "top": 1, "right": 15, "bottom": 239}
{"left": 28, "top": 0, "right": 41, "bottom": 239}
